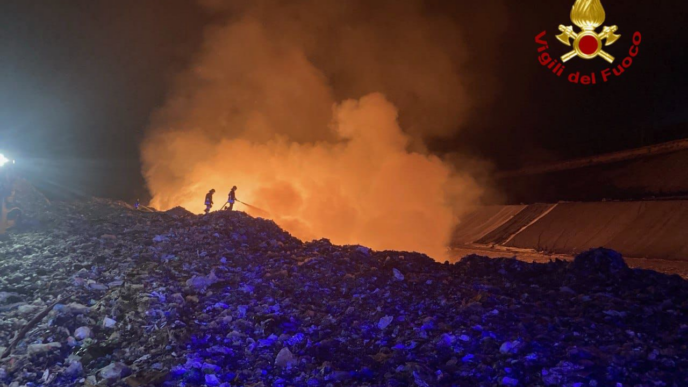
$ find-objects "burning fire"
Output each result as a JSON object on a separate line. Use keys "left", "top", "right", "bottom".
{"left": 141, "top": 0, "right": 487, "bottom": 259}
{"left": 143, "top": 94, "right": 481, "bottom": 258}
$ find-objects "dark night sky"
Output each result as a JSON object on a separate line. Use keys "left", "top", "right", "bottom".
{"left": 0, "top": 0, "right": 686, "bottom": 201}
{"left": 448, "top": 0, "right": 688, "bottom": 170}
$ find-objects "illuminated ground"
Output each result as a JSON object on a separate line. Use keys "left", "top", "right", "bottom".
{"left": 0, "top": 192, "right": 686, "bottom": 386}
{"left": 450, "top": 246, "right": 688, "bottom": 279}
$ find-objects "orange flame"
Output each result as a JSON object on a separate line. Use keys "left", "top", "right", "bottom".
{"left": 141, "top": 0, "right": 489, "bottom": 259}
{"left": 143, "top": 94, "right": 483, "bottom": 259}
{"left": 571, "top": 0, "right": 606, "bottom": 30}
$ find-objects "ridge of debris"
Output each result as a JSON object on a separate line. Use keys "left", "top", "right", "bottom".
{"left": 0, "top": 185, "right": 686, "bottom": 386}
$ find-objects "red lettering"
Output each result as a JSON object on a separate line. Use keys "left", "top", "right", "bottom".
{"left": 633, "top": 32, "right": 642, "bottom": 45}
{"left": 539, "top": 52, "right": 552, "bottom": 66}
{"left": 601, "top": 68, "right": 612, "bottom": 82}
{"left": 622, "top": 57, "right": 633, "bottom": 68}
{"left": 568, "top": 72, "right": 581, "bottom": 83}
{"left": 629, "top": 45, "right": 639, "bottom": 57}
{"left": 534, "top": 30, "right": 641, "bottom": 85}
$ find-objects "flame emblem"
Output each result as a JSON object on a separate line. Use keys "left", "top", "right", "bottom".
{"left": 556, "top": 0, "right": 621, "bottom": 63}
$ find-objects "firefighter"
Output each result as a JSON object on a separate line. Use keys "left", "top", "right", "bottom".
{"left": 135, "top": 199, "right": 140, "bottom": 210}
{"left": 226, "top": 186, "right": 238, "bottom": 211}
{"left": 204, "top": 189, "right": 216, "bottom": 214}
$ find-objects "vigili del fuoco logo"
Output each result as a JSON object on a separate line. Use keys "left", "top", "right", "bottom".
{"left": 535, "top": 0, "right": 642, "bottom": 85}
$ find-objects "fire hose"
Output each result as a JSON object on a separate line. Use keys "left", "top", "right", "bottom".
{"left": 221, "top": 200, "right": 271, "bottom": 217}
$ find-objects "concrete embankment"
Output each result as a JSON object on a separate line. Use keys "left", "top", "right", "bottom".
{"left": 453, "top": 200, "right": 688, "bottom": 261}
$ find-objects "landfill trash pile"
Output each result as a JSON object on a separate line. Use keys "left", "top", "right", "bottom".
{"left": 0, "top": 188, "right": 687, "bottom": 386}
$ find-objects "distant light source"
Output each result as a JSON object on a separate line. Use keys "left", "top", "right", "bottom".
{"left": 0, "top": 154, "right": 9, "bottom": 167}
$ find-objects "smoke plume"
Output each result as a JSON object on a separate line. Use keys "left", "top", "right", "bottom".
{"left": 142, "top": 0, "right": 491, "bottom": 258}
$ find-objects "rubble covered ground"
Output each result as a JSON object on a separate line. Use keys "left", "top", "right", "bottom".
{"left": 0, "top": 184, "right": 687, "bottom": 386}
{"left": 449, "top": 247, "right": 688, "bottom": 279}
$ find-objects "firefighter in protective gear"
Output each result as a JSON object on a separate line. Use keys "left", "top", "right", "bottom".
{"left": 226, "top": 186, "right": 237, "bottom": 211}
{"left": 204, "top": 189, "right": 216, "bottom": 214}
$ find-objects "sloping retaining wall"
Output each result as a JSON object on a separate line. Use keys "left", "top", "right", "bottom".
{"left": 452, "top": 205, "right": 526, "bottom": 246}
{"left": 453, "top": 200, "right": 688, "bottom": 261}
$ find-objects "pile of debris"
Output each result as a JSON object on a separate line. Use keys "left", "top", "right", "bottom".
{"left": 0, "top": 191, "right": 686, "bottom": 386}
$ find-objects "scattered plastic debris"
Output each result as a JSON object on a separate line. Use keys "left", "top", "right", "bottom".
{"left": 99, "top": 362, "right": 131, "bottom": 381}
{"left": 73, "top": 326, "right": 92, "bottom": 340}
{"left": 26, "top": 342, "right": 61, "bottom": 355}
{"left": 102, "top": 317, "right": 117, "bottom": 328}
{"left": 0, "top": 186, "right": 686, "bottom": 386}
{"left": 377, "top": 315, "right": 394, "bottom": 329}
{"left": 275, "top": 348, "right": 297, "bottom": 368}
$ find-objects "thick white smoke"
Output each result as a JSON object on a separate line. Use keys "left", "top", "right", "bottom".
{"left": 142, "top": 0, "right": 490, "bottom": 259}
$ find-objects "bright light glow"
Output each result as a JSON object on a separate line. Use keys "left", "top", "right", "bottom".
{"left": 0, "top": 154, "right": 9, "bottom": 167}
